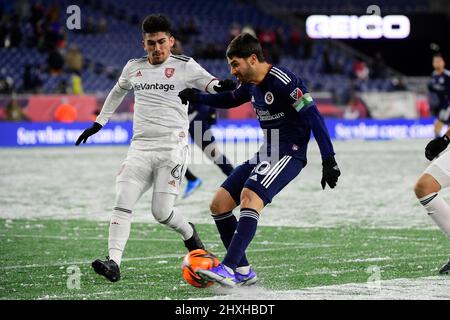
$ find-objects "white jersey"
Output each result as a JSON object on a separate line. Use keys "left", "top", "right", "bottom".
{"left": 96, "top": 54, "right": 219, "bottom": 149}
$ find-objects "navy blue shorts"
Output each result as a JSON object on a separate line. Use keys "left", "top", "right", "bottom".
{"left": 221, "top": 145, "right": 306, "bottom": 206}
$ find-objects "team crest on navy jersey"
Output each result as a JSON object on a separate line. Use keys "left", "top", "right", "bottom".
{"left": 165, "top": 68, "right": 175, "bottom": 78}
{"left": 264, "top": 92, "right": 274, "bottom": 105}
{"left": 290, "top": 87, "right": 303, "bottom": 100}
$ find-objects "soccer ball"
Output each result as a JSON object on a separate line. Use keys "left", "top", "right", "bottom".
{"left": 182, "top": 249, "right": 219, "bottom": 288}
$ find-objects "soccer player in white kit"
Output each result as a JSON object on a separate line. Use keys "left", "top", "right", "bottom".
{"left": 75, "top": 14, "right": 234, "bottom": 282}
{"left": 414, "top": 126, "right": 450, "bottom": 274}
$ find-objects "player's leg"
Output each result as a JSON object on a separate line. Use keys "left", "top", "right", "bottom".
{"left": 191, "top": 118, "right": 234, "bottom": 176}
{"left": 414, "top": 150, "right": 450, "bottom": 274}
{"left": 151, "top": 191, "right": 203, "bottom": 250}
{"left": 210, "top": 161, "right": 254, "bottom": 267}
{"left": 182, "top": 118, "right": 205, "bottom": 198}
{"left": 93, "top": 152, "right": 152, "bottom": 282}
{"left": 203, "top": 141, "right": 235, "bottom": 176}
{"left": 196, "top": 162, "right": 254, "bottom": 287}
{"left": 435, "top": 105, "right": 450, "bottom": 137}
{"left": 108, "top": 167, "right": 150, "bottom": 265}
{"left": 434, "top": 119, "right": 444, "bottom": 137}
{"left": 183, "top": 167, "right": 202, "bottom": 199}
{"left": 152, "top": 153, "right": 204, "bottom": 251}
{"left": 221, "top": 155, "right": 304, "bottom": 285}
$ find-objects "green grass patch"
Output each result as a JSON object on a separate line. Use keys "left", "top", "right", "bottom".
{"left": 0, "top": 219, "right": 448, "bottom": 299}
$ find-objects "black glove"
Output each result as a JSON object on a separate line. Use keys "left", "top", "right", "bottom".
{"left": 178, "top": 88, "right": 200, "bottom": 105}
{"left": 425, "top": 135, "right": 450, "bottom": 160}
{"left": 213, "top": 79, "right": 237, "bottom": 93}
{"left": 321, "top": 156, "right": 341, "bottom": 190}
{"left": 75, "top": 122, "right": 102, "bottom": 145}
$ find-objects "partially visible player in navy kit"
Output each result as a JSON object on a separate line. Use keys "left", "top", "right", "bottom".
{"left": 183, "top": 96, "right": 235, "bottom": 198}
{"left": 178, "top": 33, "right": 341, "bottom": 287}
{"left": 428, "top": 53, "right": 450, "bottom": 137}
{"left": 171, "top": 41, "right": 235, "bottom": 198}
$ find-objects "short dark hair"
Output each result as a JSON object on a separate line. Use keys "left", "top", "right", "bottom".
{"left": 226, "top": 33, "right": 265, "bottom": 62}
{"left": 433, "top": 52, "right": 444, "bottom": 60}
{"left": 142, "top": 14, "right": 172, "bottom": 35}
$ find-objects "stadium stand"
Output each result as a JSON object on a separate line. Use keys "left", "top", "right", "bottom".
{"left": 0, "top": 0, "right": 434, "bottom": 110}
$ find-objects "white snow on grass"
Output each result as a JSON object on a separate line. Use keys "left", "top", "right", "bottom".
{"left": 0, "top": 140, "right": 443, "bottom": 229}
{"left": 2, "top": 139, "right": 449, "bottom": 300}
{"left": 196, "top": 276, "right": 450, "bottom": 300}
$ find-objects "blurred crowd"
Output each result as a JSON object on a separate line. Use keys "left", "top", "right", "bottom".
{"left": 0, "top": 1, "right": 111, "bottom": 95}
{"left": 0, "top": 1, "right": 414, "bottom": 122}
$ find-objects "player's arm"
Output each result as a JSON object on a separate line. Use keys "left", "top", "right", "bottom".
{"left": 280, "top": 76, "right": 340, "bottom": 189}
{"left": 75, "top": 62, "right": 132, "bottom": 145}
{"left": 301, "top": 105, "right": 335, "bottom": 160}
{"left": 300, "top": 104, "right": 340, "bottom": 189}
{"left": 179, "top": 83, "right": 251, "bottom": 109}
{"left": 182, "top": 58, "right": 238, "bottom": 95}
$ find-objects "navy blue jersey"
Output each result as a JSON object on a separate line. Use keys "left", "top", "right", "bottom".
{"left": 428, "top": 69, "right": 450, "bottom": 110}
{"left": 188, "top": 102, "right": 217, "bottom": 149}
{"left": 196, "top": 65, "right": 335, "bottom": 162}
{"left": 188, "top": 102, "right": 215, "bottom": 123}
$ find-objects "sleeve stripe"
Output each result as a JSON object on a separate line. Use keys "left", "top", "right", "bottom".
{"left": 271, "top": 67, "right": 291, "bottom": 82}
{"left": 269, "top": 70, "right": 289, "bottom": 85}
{"left": 171, "top": 54, "right": 190, "bottom": 62}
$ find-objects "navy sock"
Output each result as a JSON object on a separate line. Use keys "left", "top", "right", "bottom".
{"left": 222, "top": 208, "right": 259, "bottom": 270}
{"left": 214, "top": 155, "right": 234, "bottom": 176}
{"left": 212, "top": 212, "right": 249, "bottom": 267}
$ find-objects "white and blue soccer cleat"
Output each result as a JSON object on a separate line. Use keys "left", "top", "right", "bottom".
{"left": 183, "top": 178, "right": 202, "bottom": 198}
{"left": 197, "top": 263, "right": 236, "bottom": 287}
{"left": 235, "top": 267, "right": 258, "bottom": 286}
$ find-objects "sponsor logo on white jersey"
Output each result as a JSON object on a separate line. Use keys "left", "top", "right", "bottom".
{"left": 133, "top": 82, "right": 175, "bottom": 92}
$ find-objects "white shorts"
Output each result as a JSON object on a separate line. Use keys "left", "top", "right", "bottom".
{"left": 116, "top": 145, "right": 189, "bottom": 195}
{"left": 424, "top": 149, "right": 450, "bottom": 188}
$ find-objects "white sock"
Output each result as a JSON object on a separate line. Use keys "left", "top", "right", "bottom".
{"left": 108, "top": 208, "right": 132, "bottom": 266}
{"left": 419, "top": 193, "right": 450, "bottom": 238}
{"left": 236, "top": 266, "right": 250, "bottom": 275}
{"left": 224, "top": 264, "right": 235, "bottom": 274}
{"left": 152, "top": 193, "right": 193, "bottom": 240}
{"left": 162, "top": 208, "right": 193, "bottom": 240}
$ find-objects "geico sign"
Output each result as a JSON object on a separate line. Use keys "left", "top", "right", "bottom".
{"left": 306, "top": 15, "right": 410, "bottom": 39}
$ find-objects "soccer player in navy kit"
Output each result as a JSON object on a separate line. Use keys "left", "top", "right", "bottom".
{"left": 428, "top": 53, "right": 450, "bottom": 137}
{"left": 183, "top": 96, "right": 235, "bottom": 198}
{"left": 170, "top": 41, "right": 235, "bottom": 198}
{"left": 179, "top": 33, "right": 341, "bottom": 287}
